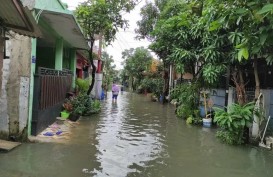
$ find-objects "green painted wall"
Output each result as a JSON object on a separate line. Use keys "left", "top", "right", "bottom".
{"left": 63, "top": 48, "right": 71, "bottom": 69}
{"left": 70, "top": 49, "right": 76, "bottom": 88}
{"left": 28, "top": 38, "right": 37, "bottom": 136}
{"left": 35, "top": 0, "right": 71, "bottom": 14}
{"left": 36, "top": 46, "right": 74, "bottom": 71}
{"left": 55, "top": 38, "right": 63, "bottom": 70}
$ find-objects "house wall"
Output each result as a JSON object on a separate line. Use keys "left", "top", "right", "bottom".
{"left": 210, "top": 89, "right": 226, "bottom": 108}
{"left": 261, "top": 89, "right": 273, "bottom": 129}
{"left": 0, "top": 33, "right": 31, "bottom": 139}
{"left": 0, "top": 37, "right": 7, "bottom": 138}
{"left": 63, "top": 48, "right": 71, "bottom": 69}
{"left": 35, "top": 0, "right": 68, "bottom": 12}
{"left": 0, "top": 37, "right": 4, "bottom": 97}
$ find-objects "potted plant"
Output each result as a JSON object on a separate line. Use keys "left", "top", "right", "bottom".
{"left": 63, "top": 92, "right": 101, "bottom": 121}
{"left": 67, "top": 96, "right": 85, "bottom": 122}
{"left": 61, "top": 100, "right": 73, "bottom": 119}
{"left": 68, "top": 107, "right": 82, "bottom": 122}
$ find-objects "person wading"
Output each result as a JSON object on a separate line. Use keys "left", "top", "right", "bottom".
{"left": 112, "top": 83, "right": 119, "bottom": 103}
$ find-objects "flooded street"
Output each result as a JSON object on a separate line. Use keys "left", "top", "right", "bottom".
{"left": 1, "top": 92, "right": 273, "bottom": 177}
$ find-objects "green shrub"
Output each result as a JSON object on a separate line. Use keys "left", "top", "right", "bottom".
{"left": 171, "top": 82, "right": 200, "bottom": 119}
{"left": 213, "top": 102, "right": 255, "bottom": 145}
{"left": 140, "top": 77, "right": 164, "bottom": 97}
{"left": 186, "top": 110, "right": 202, "bottom": 125}
{"left": 91, "top": 100, "right": 101, "bottom": 114}
{"left": 171, "top": 82, "right": 199, "bottom": 107}
{"left": 76, "top": 78, "right": 89, "bottom": 93}
{"left": 65, "top": 93, "right": 101, "bottom": 116}
{"left": 216, "top": 130, "right": 241, "bottom": 145}
{"left": 176, "top": 104, "right": 193, "bottom": 119}
{"left": 186, "top": 116, "right": 193, "bottom": 124}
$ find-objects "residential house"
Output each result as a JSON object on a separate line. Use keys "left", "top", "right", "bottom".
{"left": 0, "top": 0, "right": 41, "bottom": 140}
{"left": 76, "top": 52, "right": 90, "bottom": 79}
{"left": 0, "top": 0, "right": 90, "bottom": 140}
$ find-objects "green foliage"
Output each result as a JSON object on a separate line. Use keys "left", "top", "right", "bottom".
{"left": 136, "top": 0, "right": 273, "bottom": 93}
{"left": 172, "top": 82, "right": 200, "bottom": 119}
{"left": 171, "top": 82, "right": 199, "bottom": 107}
{"left": 136, "top": 0, "right": 230, "bottom": 86}
{"left": 75, "top": 0, "right": 138, "bottom": 45}
{"left": 257, "top": 4, "right": 273, "bottom": 14}
{"left": 101, "top": 51, "right": 117, "bottom": 90}
{"left": 186, "top": 110, "right": 203, "bottom": 125}
{"left": 75, "top": 0, "right": 139, "bottom": 94}
{"left": 135, "top": 2, "right": 159, "bottom": 40}
{"left": 140, "top": 77, "right": 164, "bottom": 97}
{"left": 176, "top": 104, "right": 193, "bottom": 119}
{"left": 65, "top": 94, "right": 101, "bottom": 116}
{"left": 76, "top": 78, "right": 89, "bottom": 93}
{"left": 216, "top": 130, "right": 240, "bottom": 145}
{"left": 121, "top": 47, "right": 153, "bottom": 91}
{"left": 214, "top": 102, "right": 255, "bottom": 145}
{"left": 186, "top": 116, "right": 193, "bottom": 124}
{"left": 202, "top": 64, "right": 226, "bottom": 84}
{"left": 91, "top": 100, "right": 101, "bottom": 114}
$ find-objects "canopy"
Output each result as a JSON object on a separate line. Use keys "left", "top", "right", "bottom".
{"left": 0, "top": 0, "right": 42, "bottom": 37}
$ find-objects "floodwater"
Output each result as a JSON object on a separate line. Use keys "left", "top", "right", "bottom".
{"left": 1, "top": 92, "right": 273, "bottom": 177}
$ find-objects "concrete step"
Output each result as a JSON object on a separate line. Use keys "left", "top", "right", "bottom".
{"left": 0, "top": 139, "right": 21, "bottom": 152}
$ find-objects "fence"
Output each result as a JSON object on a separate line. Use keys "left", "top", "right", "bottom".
{"left": 31, "top": 67, "right": 73, "bottom": 135}
{"left": 38, "top": 67, "right": 72, "bottom": 110}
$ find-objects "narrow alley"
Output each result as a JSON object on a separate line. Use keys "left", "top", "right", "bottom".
{"left": 1, "top": 92, "right": 273, "bottom": 177}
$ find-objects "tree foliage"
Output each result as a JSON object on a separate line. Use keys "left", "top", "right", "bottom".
{"left": 136, "top": 0, "right": 273, "bottom": 105}
{"left": 121, "top": 47, "right": 153, "bottom": 91}
{"left": 75, "top": 0, "right": 139, "bottom": 95}
{"left": 101, "top": 51, "right": 116, "bottom": 90}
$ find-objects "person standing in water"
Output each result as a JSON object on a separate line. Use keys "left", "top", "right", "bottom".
{"left": 112, "top": 83, "right": 119, "bottom": 103}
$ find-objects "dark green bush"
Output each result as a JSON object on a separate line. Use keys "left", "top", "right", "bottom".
{"left": 76, "top": 78, "right": 89, "bottom": 93}
{"left": 65, "top": 93, "right": 101, "bottom": 116}
{"left": 214, "top": 102, "right": 254, "bottom": 145}
{"left": 171, "top": 82, "right": 200, "bottom": 118}
{"left": 140, "top": 77, "right": 164, "bottom": 98}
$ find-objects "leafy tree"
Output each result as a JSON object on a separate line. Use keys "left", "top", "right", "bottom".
{"left": 137, "top": 0, "right": 273, "bottom": 106}
{"left": 121, "top": 48, "right": 135, "bottom": 89}
{"left": 101, "top": 51, "right": 116, "bottom": 91}
{"left": 140, "top": 59, "right": 164, "bottom": 97}
{"left": 75, "top": 0, "right": 139, "bottom": 95}
{"left": 205, "top": 0, "right": 273, "bottom": 103}
{"left": 122, "top": 47, "right": 153, "bottom": 91}
{"left": 136, "top": 0, "right": 188, "bottom": 103}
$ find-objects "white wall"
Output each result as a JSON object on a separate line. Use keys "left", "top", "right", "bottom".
{"left": 0, "top": 33, "right": 31, "bottom": 139}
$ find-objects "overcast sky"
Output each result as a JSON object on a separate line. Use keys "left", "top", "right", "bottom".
{"left": 61, "top": 0, "right": 151, "bottom": 70}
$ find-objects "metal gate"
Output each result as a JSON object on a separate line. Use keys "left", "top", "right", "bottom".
{"left": 31, "top": 67, "right": 73, "bottom": 135}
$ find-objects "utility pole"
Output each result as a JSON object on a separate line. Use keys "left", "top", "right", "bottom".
{"left": 94, "top": 33, "right": 103, "bottom": 99}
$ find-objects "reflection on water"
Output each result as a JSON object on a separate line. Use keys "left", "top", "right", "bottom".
{"left": 1, "top": 92, "right": 273, "bottom": 177}
{"left": 92, "top": 93, "right": 166, "bottom": 177}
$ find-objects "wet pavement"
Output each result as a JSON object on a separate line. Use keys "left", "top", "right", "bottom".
{"left": 1, "top": 92, "right": 273, "bottom": 177}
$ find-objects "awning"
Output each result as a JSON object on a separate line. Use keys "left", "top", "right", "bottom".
{"left": 0, "top": 0, "right": 42, "bottom": 37}
{"left": 40, "top": 10, "right": 89, "bottom": 50}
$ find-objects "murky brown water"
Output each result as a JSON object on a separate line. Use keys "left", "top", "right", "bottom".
{"left": 1, "top": 92, "right": 273, "bottom": 177}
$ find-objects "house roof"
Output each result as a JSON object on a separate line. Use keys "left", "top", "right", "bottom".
{"left": 0, "top": 0, "right": 42, "bottom": 37}
{"left": 39, "top": 10, "right": 89, "bottom": 50}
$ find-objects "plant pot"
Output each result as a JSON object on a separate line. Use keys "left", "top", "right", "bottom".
{"left": 68, "top": 113, "right": 80, "bottom": 122}
{"left": 60, "top": 111, "right": 70, "bottom": 119}
{"left": 203, "top": 118, "right": 212, "bottom": 128}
